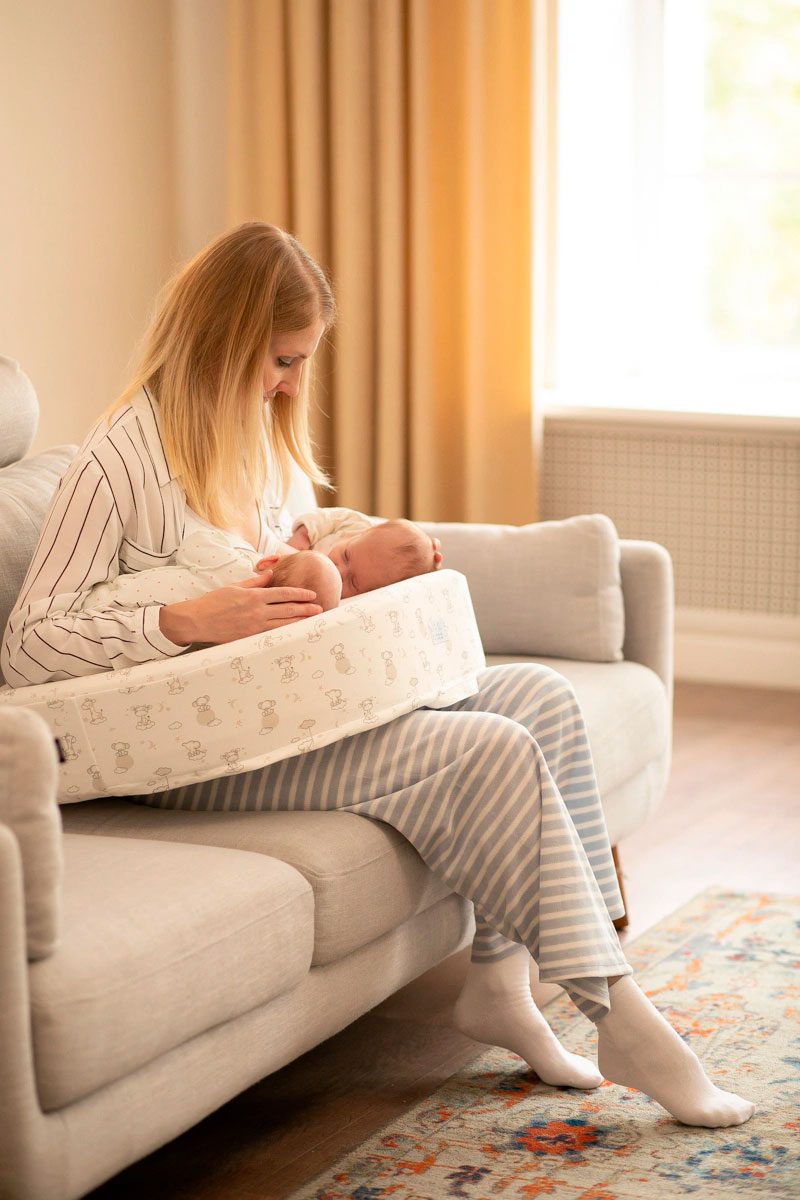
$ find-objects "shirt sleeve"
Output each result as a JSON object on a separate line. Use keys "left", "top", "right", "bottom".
{"left": 1, "top": 454, "right": 188, "bottom": 687}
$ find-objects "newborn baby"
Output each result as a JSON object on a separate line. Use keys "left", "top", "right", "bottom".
{"left": 279, "top": 507, "right": 442, "bottom": 598}
{"left": 77, "top": 507, "right": 438, "bottom": 624}
{"left": 79, "top": 527, "right": 342, "bottom": 618}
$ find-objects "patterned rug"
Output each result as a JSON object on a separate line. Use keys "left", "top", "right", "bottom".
{"left": 289, "top": 888, "right": 800, "bottom": 1199}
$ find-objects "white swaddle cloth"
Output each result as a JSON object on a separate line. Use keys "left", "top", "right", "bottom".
{"left": 80, "top": 508, "right": 282, "bottom": 612}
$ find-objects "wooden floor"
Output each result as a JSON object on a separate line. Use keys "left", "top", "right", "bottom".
{"left": 88, "top": 682, "right": 800, "bottom": 1200}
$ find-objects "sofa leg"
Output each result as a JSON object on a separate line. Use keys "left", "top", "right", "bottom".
{"left": 611, "top": 844, "right": 629, "bottom": 932}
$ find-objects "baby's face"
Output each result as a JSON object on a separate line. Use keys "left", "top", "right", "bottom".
{"left": 327, "top": 529, "right": 399, "bottom": 598}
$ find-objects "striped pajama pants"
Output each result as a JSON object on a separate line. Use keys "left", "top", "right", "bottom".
{"left": 142, "top": 663, "right": 632, "bottom": 1021}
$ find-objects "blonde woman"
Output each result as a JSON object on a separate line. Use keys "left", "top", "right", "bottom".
{"left": 1, "top": 223, "right": 753, "bottom": 1129}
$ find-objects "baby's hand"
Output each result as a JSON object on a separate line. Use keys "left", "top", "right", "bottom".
{"left": 431, "top": 537, "right": 443, "bottom": 569}
{"left": 287, "top": 525, "right": 312, "bottom": 551}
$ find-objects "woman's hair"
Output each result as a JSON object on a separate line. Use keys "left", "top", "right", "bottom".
{"left": 108, "top": 222, "right": 335, "bottom": 528}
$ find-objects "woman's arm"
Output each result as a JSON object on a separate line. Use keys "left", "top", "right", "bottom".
{"left": 1, "top": 456, "right": 189, "bottom": 686}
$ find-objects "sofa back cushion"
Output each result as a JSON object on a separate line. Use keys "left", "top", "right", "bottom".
{"left": 422, "top": 513, "right": 625, "bottom": 662}
{"left": 0, "top": 357, "right": 75, "bottom": 683}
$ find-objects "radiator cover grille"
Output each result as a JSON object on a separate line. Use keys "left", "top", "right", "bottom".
{"left": 541, "top": 418, "right": 800, "bottom": 617}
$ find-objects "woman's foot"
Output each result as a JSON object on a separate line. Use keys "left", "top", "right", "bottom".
{"left": 597, "top": 976, "right": 755, "bottom": 1127}
{"left": 453, "top": 951, "right": 603, "bottom": 1089}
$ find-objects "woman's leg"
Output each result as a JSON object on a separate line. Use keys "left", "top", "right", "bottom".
{"left": 449, "top": 667, "right": 753, "bottom": 1125}
{"left": 148, "top": 663, "right": 753, "bottom": 1125}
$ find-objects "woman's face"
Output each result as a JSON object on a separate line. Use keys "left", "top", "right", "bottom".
{"left": 262, "top": 319, "right": 326, "bottom": 400}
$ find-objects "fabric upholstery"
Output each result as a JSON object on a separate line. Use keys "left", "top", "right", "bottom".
{"left": 0, "top": 356, "right": 38, "bottom": 467}
{"left": 487, "top": 655, "right": 669, "bottom": 798}
{"left": 0, "top": 708, "right": 62, "bottom": 960}
{"left": 423, "top": 514, "right": 625, "bottom": 662}
{"left": 1, "top": 894, "right": 472, "bottom": 1200}
{"left": 0, "top": 447, "right": 75, "bottom": 668}
{"left": 29, "top": 834, "right": 314, "bottom": 1110}
{"left": 60, "top": 804, "right": 451, "bottom": 966}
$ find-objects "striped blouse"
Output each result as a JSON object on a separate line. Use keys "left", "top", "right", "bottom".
{"left": 2, "top": 388, "right": 282, "bottom": 687}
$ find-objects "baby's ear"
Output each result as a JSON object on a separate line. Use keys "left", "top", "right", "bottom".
{"left": 255, "top": 554, "right": 280, "bottom": 572}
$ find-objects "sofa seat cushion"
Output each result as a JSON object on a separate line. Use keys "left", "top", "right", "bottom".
{"left": 60, "top": 804, "right": 451, "bottom": 966}
{"left": 486, "top": 655, "right": 670, "bottom": 801}
{"left": 29, "top": 833, "right": 313, "bottom": 1111}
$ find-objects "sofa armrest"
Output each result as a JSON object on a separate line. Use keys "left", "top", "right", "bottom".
{"left": 619, "top": 539, "right": 674, "bottom": 697}
{"left": 0, "top": 709, "right": 63, "bottom": 960}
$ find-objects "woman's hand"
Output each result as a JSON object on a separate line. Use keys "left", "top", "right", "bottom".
{"left": 158, "top": 566, "right": 322, "bottom": 646}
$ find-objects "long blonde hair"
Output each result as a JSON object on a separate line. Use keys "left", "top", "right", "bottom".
{"left": 109, "top": 222, "right": 334, "bottom": 527}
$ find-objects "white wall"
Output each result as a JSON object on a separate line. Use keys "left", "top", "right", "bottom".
{"left": 0, "top": 0, "right": 177, "bottom": 451}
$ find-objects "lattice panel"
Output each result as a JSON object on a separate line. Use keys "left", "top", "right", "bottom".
{"left": 541, "top": 419, "right": 800, "bottom": 616}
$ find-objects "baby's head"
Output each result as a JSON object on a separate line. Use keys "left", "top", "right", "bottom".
{"left": 268, "top": 551, "right": 342, "bottom": 611}
{"left": 327, "top": 519, "right": 438, "bottom": 598}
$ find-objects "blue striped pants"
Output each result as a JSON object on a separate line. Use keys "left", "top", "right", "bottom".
{"left": 144, "top": 663, "right": 631, "bottom": 1020}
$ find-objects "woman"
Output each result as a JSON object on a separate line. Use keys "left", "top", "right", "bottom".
{"left": 1, "top": 223, "right": 753, "bottom": 1128}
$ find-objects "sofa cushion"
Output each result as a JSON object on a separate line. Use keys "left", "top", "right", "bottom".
{"left": 60, "top": 805, "right": 451, "bottom": 966}
{"left": 0, "top": 707, "right": 63, "bottom": 959}
{"left": 0, "top": 446, "right": 76, "bottom": 668}
{"left": 422, "top": 514, "right": 625, "bottom": 662}
{"left": 0, "top": 355, "right": 38, "bottom": 467}
{"left": 29, "top": 833, "right": 313, "bottom": 1111}
{"left": 487, "top": 653, "right": 670, "bottom": 808}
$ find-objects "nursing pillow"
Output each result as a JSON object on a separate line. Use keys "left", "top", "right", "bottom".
{"left": 0, "top": 570, "right": 485, "bottom": 803}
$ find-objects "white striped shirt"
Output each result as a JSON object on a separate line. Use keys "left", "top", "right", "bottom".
{"left": 2, "top": 389, "right": 193, "bottom": 686}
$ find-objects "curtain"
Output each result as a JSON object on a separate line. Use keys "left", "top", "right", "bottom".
{"left": 227, "top": 0, "right": 546, "bottom": 523}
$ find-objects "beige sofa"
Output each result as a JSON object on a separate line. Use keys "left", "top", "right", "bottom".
{"left": 0, "top": 358, "right": 673, "bottom": 1200}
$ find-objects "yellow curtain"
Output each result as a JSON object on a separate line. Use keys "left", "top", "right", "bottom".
{"left": 227, "top": 0, "right": 544, "bottom": 523}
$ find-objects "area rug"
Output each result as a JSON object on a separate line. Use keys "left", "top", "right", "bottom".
{"left": 289, "top": 888, "right": 800, "bottom": 1199}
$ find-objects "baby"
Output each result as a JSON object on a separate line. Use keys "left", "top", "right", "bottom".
{"left": 79, "top": 508, "right": 440, "bottom": 621}
{"left": 79, "top": 527, "right": 343, "bottom": 617}
{"left": 274, "top": 507, "right": 442, "bottom": 599}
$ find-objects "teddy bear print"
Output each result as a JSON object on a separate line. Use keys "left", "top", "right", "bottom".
{"left": 167, "top": 675, "right": 187, "bottom": 695}
{"left": 257, "top": 699, "right": 280, "bottom": 734}
{"left": 130, "top": 704, "right": 155, "bottom": 731}
{"left": 382, "top": 650, "right": 398, "bottom": 683}
{"left": 359, "top": 698, "right": 378, "bottom": 723}
{"left": 277, "top": 655, "right": 299, "bottom": 683}
{"left": 182, "top": 739, "right": 207, "bottom": 761}
{"left": 388, "top": 610, "right": 403, "bottom": 638}
{"left": 111, "top": 742, "right": 134, "bottom": 773}
{"left": 58, "top": 732, "right": 80, "bottom": 761}
{"left": 86, "top": 764, "right": 107, "bottom": 792}
{"left": 148, "top": 766, "right": 173, "bottom": 792}
{"left": 331, "top": 643, "right": 355, "bottom": 675}
{"left": 442, "top": 586, "right": 454, "bottom": 613}
{"left": 419, "top": 650, "right": 431, "bottom": 672}
{"left": 230, "top": 656, "right": 254, "bottom": 685}
{"left": 80, "top": 698, "right": 107, "bottom": 724}
{"left": 325, "top": 688, "right": 347, "bottom": 710}
{"left": 305, "top": 618, "right": 326, "bottom": 644}
{"left": 46, "top": 698, "right": 64, "bottom": 711}
{"left": 193, "top": 695, "right": 221, "bottom": 727}
{"left": 220, "top": 748, "right": 243, "bottom": 773}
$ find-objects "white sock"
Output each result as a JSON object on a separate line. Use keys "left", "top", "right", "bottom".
{"left": 452, "top": 949, "right": 604, "bottom": 1089}
{"left": 597, "top": 976, "right": 755, "bottom": 1127}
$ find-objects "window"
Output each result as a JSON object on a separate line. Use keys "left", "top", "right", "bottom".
{"left": 551, "top": 0, "right": 800, "bottom": 419}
